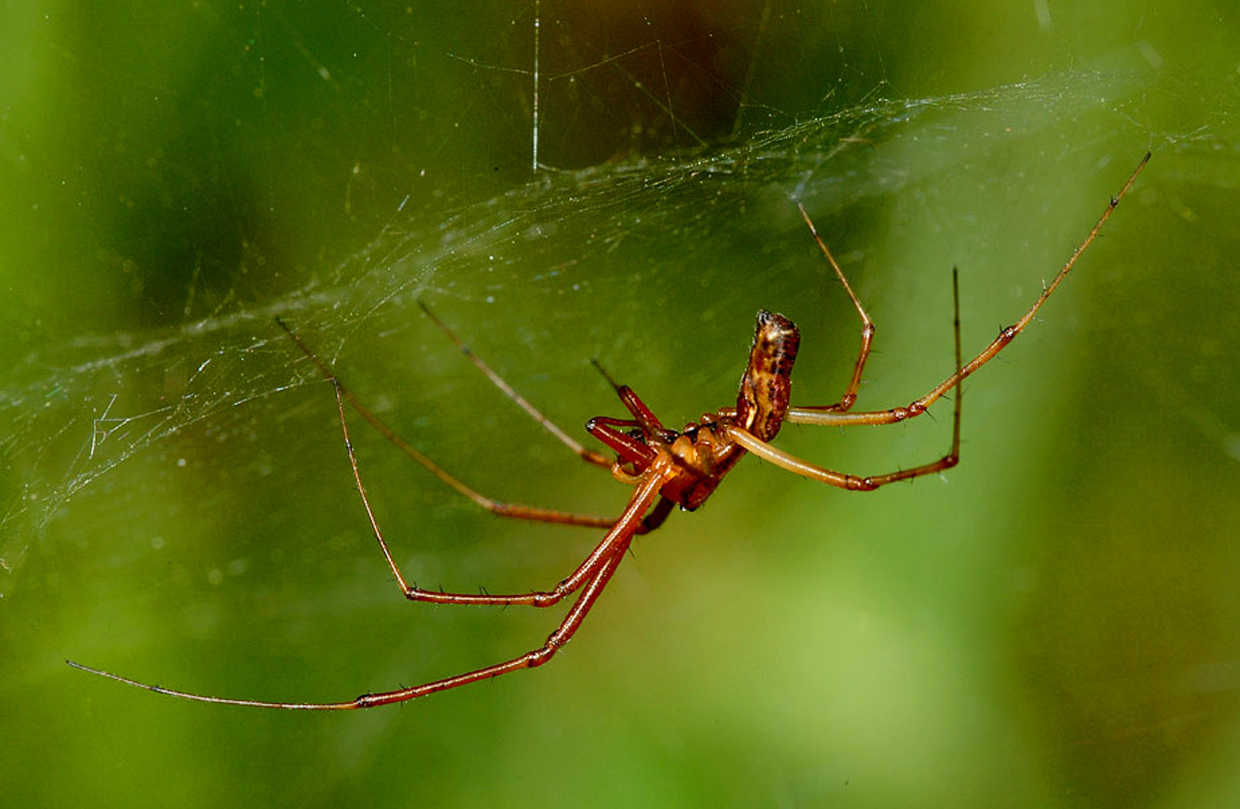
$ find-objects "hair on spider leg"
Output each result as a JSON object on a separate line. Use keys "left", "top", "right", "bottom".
{"left": 66, "top": 154, "right": 1149, "bottom": 710}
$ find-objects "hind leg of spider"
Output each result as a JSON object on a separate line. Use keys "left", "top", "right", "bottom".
{"left": 727, "top": 269, "right": 963, "bottom": 491}
{"left": 792, "top": 200, "right": 876, "bottom": 414}
{"left": 64, "top": 475, "right": 660, "bottom": 710}
{"left": 347, "top": 533, "right": 632, "bottom": 709}
{"left": 68, "top": 530, "right": 632, "bottom": 710}
{"left": 276, "top": 317, "right": 623, "bottom": 532}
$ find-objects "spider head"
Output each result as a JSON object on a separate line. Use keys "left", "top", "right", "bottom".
{"left": 736, "top": 310, "right": 800, "bottom": 442}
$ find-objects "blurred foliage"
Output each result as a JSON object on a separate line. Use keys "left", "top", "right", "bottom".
{"left": 2, "top": 1, "right": 1239, "bottom": 807}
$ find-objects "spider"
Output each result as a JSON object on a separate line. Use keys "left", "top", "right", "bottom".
{"left": 69, "top": 153, "right": 1149, "bottom": 709}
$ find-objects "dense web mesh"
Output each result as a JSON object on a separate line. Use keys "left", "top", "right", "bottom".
{"left": 0, "top": 70, "right": 1161, "bottom": 593}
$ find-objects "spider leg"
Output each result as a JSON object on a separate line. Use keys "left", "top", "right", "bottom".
{"left": 65, "top": 473, "right": 662, "bottom": 710}
{"left": 730, "top": 425, "right": 958, "bottom": 490}
{"left": 641, "top": 496, "right": 675, "bottom": 532}
{"left": 792, "top": 200, "right": 875, "bottom": 414}
{"left": 590, "top": 359, "right": 679, "bottom": 441}
{"left": 787, "top": 152, "right": 1149, "bottom": 430}
{"left": 418, "top": 301, "right": 611, "bottom": 467}
{"left": 277, "top": 317, "right": 618, "bottom": 531}
{"left": 332, "top": 379, "right": 669, "bottom": 606}
{"left": 347, "top": 538, "right": 631, "bottom": 709}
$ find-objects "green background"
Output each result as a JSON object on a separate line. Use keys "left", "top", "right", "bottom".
{"left": 2, "top": 2, "right": 1239, "bottom": 807}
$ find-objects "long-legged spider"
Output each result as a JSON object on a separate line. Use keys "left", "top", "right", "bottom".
{"left": 69, "top": 154, "right": 1149, "bottom": 709}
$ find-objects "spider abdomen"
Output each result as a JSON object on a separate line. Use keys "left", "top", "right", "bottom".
{"left": 736, "top": 310, "right": 800, "bottom": 442}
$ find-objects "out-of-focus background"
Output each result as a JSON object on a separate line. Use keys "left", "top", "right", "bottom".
{"left": 2, "top": 2, "right": 1238, "bottom": 806}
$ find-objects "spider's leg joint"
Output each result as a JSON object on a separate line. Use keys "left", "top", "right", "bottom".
{"left": 354, "top": 692, "right": 385, "bottom": 709}
{"left": 526, "top": 645, "right": 556, "bottom": 668}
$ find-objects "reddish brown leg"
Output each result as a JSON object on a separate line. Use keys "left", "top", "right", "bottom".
{"left": 65, "top": 468, "right": 666, "bottom": 710}
{"left": 351, "top": 539, "right": 631, "bottom": 709}
{"left": 590, "top": 358, "right": 682, "bottom": 445}
{"left": 793, "top": 200, "right": 876, "bottom": 414}
{"left": 417, "top": 301, "right": 612, "bottom": 467}
{"left": 277, "top": 317, "right": 619, "bottom": 531}
{"left": 327, "top": 377, "right": 665, "bottom": 606}
{"left": 787, "top": 152, "right": 1150, "bottom": 430}
{"left": 70, "top": 549, "right": 630, "bottom": 710}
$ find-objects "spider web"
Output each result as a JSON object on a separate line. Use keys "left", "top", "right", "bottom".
{"left": 0, "top": 2, "right": 1192, "bottom": 614}
{"left": 0, "top": 65, "right": 1157, "bottom": 592}
{"left": 10, "top": 1, "right": 1240, "bottom": 806}
{"left": 2, "top": 0, "right": 1171, "bottom": 583}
